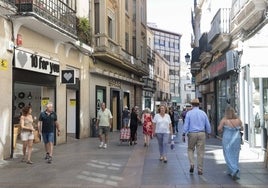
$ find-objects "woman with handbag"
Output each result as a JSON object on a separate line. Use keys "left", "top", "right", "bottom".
{"left": 218, "top": 106, "right": 243, "bottom": 180}
{"left": 20, "top": 106, "right": 35, "bottom": 164}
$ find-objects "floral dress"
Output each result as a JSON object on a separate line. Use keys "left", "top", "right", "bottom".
{"left": 143, "top": 113, "right": 153, "bottom": 136}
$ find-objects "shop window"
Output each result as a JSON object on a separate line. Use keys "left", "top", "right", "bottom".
{"left": 13, "top": 83, "right": 55, "bottom": 124}
{"left": 96, "top": 86, "right": 106, "bottom": 117}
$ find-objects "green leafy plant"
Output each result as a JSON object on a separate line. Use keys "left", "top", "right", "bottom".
{"left": 77, "top": 17, "right": 91, "bottom": 45}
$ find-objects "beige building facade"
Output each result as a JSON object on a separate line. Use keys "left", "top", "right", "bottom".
{"left": 154, "top": 51, "right": 170, "bottom": 107}
{"left": 89, "top": 0, "right": 149, "bottom": 128}
{"left": 0, "top": 0, "right": 93, "bottom": 159}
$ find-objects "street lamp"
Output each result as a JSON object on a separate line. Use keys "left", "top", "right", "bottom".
{"left": 185, "top": 53, "right": 191, "bottom": 65}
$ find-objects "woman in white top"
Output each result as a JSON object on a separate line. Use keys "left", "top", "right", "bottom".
{"left": 153, "top": 105, "right": 172, "bottom": 163}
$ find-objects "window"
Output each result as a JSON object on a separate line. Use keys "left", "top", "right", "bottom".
{"left": 125, "top": 32, "right": 129, "bottom": 52}
{"left": 174, "top": 56, "right": 179, "bottom": 63}
{"left": 125, "top": 0, "right": 128, "bottom": 11}
{"left": 132, "top": 37, "right": 136, "bottom": 57}
{"left": 160, "top": 39, "right": 165, "bottom": 46}
{"left": 170, "top": 83, "right": 175, "bottom": 93}
{"left": 108, "top": 16, "right": 113, "bottom": 39}
{"left": 94, "top": 1, "right": 100, "bottom": 34}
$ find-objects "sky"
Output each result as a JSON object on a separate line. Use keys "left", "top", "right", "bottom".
{"left": 147, "top": 0, "right": 193, "bottom": 61}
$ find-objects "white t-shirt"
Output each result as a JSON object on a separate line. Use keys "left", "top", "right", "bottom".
{"left": 153, "top": 113, "right": 171, "bottom": 133}
{"left": 97, "top": 108, "right": 113, "bottom": 127}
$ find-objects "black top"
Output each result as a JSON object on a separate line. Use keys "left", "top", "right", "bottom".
{"left": 39, "top": 111, "right": 57, "bottom": 133}
{"left": 122, "top": 109, "right": 130, "bottom": 119}
{"left": 130, "top": 112, "right": 138, "bottom": 127}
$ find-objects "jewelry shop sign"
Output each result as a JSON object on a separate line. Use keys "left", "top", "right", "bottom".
{"left": 15, "top": 49, "right": 60, "bottom": 76}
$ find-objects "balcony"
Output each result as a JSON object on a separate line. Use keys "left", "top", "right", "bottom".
{"left": 15, "top": 0, "right": 77, "bottom": 41}
{"left": 208, "top": 8, "right": 231, "bottom": 53}
{"left": 230, "top": 0, "right": 266, "bottom": 36}
{"left": 199, "top": 33, "right": 212, "bottom": 64}
{"left": 142, "top": 76, "right": 156, "bottom": 92}
{"left": 0, "top": 0, "right": 16, "bottom": 14}
{"left": 93, "top": 34, "right": 148, "bottom": 76}
{"left": 147, "top": 47, "right": 155, "bottom": 64}
{"left": 190, "top": 47, "right": 201, "bottom": 76}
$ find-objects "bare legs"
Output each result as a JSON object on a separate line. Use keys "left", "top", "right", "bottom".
{"left": 22, "top": 140, "right": 33, "bottom": 163}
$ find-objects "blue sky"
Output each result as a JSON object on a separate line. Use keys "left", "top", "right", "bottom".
{"left": 147, "top": 0, "right": 193, "bottom": 60}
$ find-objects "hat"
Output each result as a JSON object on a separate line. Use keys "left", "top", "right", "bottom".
{"left": 124, "top": 105, "right": 128, "bottom": 109}
{"left": 191, "top": 98, "right": 200, "bottom": 105}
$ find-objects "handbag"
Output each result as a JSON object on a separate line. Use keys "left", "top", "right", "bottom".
{"left": 33, "top": 130, "right": 41, "bottom": 143}
{"left": 240, "top": 131, "right": 244, "bottom": 145}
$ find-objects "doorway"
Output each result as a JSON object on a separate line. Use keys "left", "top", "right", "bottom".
{"left": 66, "top": 89, "right": 76, "bottom": 138}
{"left": 111, "top": 89, "right": 121, "bottom": 131}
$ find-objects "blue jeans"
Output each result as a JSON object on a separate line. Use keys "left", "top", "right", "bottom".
{"left": 42, "top": 132, "right": 54, "bottom": 144}
{"left": 156, "top": 133, "right": 169, "bottom": 157}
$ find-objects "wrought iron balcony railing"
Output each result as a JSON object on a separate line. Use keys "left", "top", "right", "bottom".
{"left": 199, "top": 33, "right": 211, "bottom": 54}
{"left": 15, "top": 0, "right": 77, "bottom": 36}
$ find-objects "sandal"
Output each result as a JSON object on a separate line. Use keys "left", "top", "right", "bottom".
{"left": 159, "top": 156, "right": 164, "bottom": 161}
{"left": 26, "top": 160, "right": 34, "bottom": 164}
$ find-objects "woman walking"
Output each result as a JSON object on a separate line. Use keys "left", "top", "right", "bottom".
{"left": 153, "top": 105, "right": 172, "bottom": 163}
{"left": 20, "top": 106, "right": 35, "bottom": 164}
{"left": 142, "top": 108, "right": 153, "bottom": 147}
{"left": 130, "top": 106, "right": 139, "bottom": 145}
{"left": 218, "top": 106, "right": 243, "bottom": 180}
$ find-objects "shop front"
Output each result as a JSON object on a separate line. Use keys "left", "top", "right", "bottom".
{"left": 89, "top": 67, "right": 142, "bottom": 132}
{"left": 239, "top": 28, "right": 268, "bottom": 149}
{"left": 198, "top": 50, "right": 237, "bottom": 136}
{"left": 12, "top": 48, "right": 59, "bottom": 156}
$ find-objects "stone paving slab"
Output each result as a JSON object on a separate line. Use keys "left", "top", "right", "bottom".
{"left": 0, "top": 122, "right": 268, "bottom": 188}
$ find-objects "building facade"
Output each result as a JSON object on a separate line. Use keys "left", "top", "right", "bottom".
{"left": 180, "top": 60, "right": 195, "bottom": 106}
{"left": 148, "top": 26, "right": 181, "bottom": 107}
{"left": 154, "top": 51, "right": 170, "bottom": 109}
{"left": 0, "top": 0, "right": 150, "bottom": 160}
{"left": 191, "top": 0, "right": 268, "bottom": 155}
{"left": 0, "top": 0, "right": 94, "bottom": 159}
{"left": 90, "top": 0, "right": 149, "bottom": 130}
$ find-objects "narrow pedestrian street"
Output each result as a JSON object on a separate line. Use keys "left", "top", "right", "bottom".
{"left": 0, "top": 121, "right": 267, "bottom": 188}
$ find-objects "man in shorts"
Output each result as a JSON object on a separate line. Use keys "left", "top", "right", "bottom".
{"left": 96, "top": 102, "right": 113, "bottom": 149}
{"left": 38, "top": 102, "right": 60, "bottom": 163}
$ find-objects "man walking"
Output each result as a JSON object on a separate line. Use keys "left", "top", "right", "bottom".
{"left": 96, "top": 102, "right": 113, "bottom": 149}
{"left": 182, "top": 99, "right": 211, "bottom": 175}
{"left": 38, "top": 102, "right": 60, "bottom": 164}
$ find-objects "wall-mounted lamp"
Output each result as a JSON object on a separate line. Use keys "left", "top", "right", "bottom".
{"left": 185, "top": 53, "right": 191, "bottom": 65}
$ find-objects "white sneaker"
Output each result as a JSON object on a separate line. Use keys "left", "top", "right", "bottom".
{"left": 99, "top": 142, "right": 104, "bottom": 148}
{"left": 103, "top": 144, "right": 107, "bottom": 149}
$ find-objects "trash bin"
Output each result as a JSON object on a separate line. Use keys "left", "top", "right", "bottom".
{"left": 91, "top": 118, "right": 98, "bottom": 137}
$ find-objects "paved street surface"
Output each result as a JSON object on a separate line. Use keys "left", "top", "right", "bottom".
{"left": 0, "top": 121, "right": 268, "bottom": 188}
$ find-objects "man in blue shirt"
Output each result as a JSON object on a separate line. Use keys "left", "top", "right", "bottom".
{"left": 182, "top": 98, "right": 211, "bottom": 175}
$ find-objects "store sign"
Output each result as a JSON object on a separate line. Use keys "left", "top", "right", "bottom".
{"left": 208, "top": 55, "right": 227, "bottom": 78}
{"left": 15, "top": 49, "right": 60, "bottom": 76}
{"left": 61, "top": 70, "right": 75, "bottom": 84}
{"left": 108, "top": 79, "right": 121, "bottom": 88}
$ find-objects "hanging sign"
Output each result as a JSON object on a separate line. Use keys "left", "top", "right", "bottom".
{"left": 41, "top": 97, "right": 50, "bottom": 106}
{"left": 0, "top": 58, "right": 8, "bottom": 70}
{"left": 69, "top": 99, "right": 76, "bottom": 106}
{"left": 15, "top": 49, "right": 60, "bottom": 76}
{"left": 61, "top": 70, "right": 75, "bottom": 84}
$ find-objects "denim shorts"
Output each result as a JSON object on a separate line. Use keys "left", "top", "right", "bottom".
{"left": 42, "top": 132, "right": 54, "bottom": 144}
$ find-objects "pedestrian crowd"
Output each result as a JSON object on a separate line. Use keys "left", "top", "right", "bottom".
{"left": 17, "top": 99, "right": 243, "bottom": 181}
